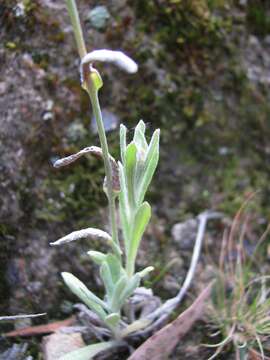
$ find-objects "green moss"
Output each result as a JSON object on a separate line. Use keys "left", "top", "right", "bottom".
{"left": 36, "top": 160, "right": 106, "bottom": 225}
{"left": 123, "top": 0, "right": 270, "bottom": 220}
{"left": 23, "top": 0, "right": 36, "bottom": 14}
{"left": 31, "top": 51, "right": 50, "bottom": 70}
{"left": 133, "top": 0, "right": 229, "bottom": 55}
{"left": 247, "top": 0, "right": 270, "bottom": 37}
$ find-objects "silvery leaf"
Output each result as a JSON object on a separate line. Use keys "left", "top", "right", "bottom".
{"left": 61, "top": 272, "right": 108, "bottom": 319}
{"left": 88, "top": 251, "right": 107, "bottom": 265}
{"left": 105, "top": 313, "right": 120, "bottom": 328}
{"left": 59, "top": 341, "right": 117, "bottom": 360}
{"left": 50, "top": 228, "right": 111, "bottom": 246}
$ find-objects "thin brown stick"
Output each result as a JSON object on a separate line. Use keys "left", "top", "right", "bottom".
{"left": 4, "top": 317, "right": 75, "bottom": 337}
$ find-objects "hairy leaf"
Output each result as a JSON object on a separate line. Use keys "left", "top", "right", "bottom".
{"left": 120, "top": 318, "right": 152, "bottom": 337}
{"left": 125, "top": 142, "right": 137, "bottom": 207}
{"left": 137, "top": 129, "right": 160, "bottom": 204}
{"left": 118, "top": 274, "right": 141, "bottom": 307}
{"left": 128, "top": 202, "right": 151, "bottom": 275}
{"left": 119, "top": 162, "right": 130, "bottom": 252}
{"left": 81, "top": 49, "right": 138, "bottom": 74}
{"left": 134, "top": 120, "right": 148, "bottom": 154}
{"left": 61, "top": 273, "right": 107, "bottom": 320}
{"left": 105, "top": 313, "right": 121, "bottom": 328}
{"left": 120, "top": 124, "right": 127, "bottom": 164}
{"left": 50, "top": 228, "right": 111, "bottom": 246}
{"left": 100, "top": 262, "right": 114, "bottom": 299}
{"left": 88, "top": 251, "right": 107, "bottom": 265}
{"left": 138, "top": 266, "right": 154, "bottom": 278}
{"left": 59, "top": 341, "right": 117, "bottom": 360}
{"left": 106, "top": 254, "right": 121, "bottom": 284}
{"left": 110, "top": 274, "right": 128, "bottom": 312}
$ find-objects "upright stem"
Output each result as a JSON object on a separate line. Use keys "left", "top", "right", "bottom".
{"left": 66, "top": 0, "right": 87, "bottom": 58}
{"left": 65, "top": 0, "right": 120, "bottom": 258}
{"left": 89, "top": 89, "right": 120, "bottom": 256}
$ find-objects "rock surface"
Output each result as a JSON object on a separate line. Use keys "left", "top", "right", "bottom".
{"left": 172, "top": 219, "right": 198, "bottom": 250}
{"left": 42, "top": 332, "right": 85, "bottom": 360}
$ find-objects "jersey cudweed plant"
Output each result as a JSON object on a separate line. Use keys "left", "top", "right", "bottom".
{"left": 51, "top": 1, "right": 219, "bottom": 359}
{"left": 50, "top": 0, "right": 160, "bottom": 358}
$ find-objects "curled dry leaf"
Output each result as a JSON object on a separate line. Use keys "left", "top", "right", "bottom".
{"left": 128, "top": 283, "right": 213, "bottom": 360}
{"left": 53, "top": 147, "right": 97, "bottom": 168}
{"left": 53, "top": 146, "right": 120, "bottom": 192}
{"left": 249, "top": 348, "right": 270, "bottom": 360}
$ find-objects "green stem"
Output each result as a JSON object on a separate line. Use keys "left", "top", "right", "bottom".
{"left": 89, "top": 89, "right": 121, "bottom": 257}
{"left": 65, "top": 0, "right": 120, "bottom": 259}
{"left": 126, "top": 211, "right": 136, "bottom": 277}
{"left": 127, "top": 261, "right": 134, "bottom": 278}
{"left": 66, "top": 0, "right": 87, "bottom": 58}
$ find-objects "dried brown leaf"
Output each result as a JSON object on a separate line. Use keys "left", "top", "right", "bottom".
{"left": 54, "top": 146, "right": 120, "bottom": 192}
{"left": 249, "top": 348, "right": 270, "bottom": 360}
{"left": 128, "top": 283, "right": 213, "bottom": 360}
{"left": 4, "top": 317, "right": 75, "bottom": 337}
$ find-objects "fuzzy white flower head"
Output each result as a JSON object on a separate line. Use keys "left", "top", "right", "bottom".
{"left": 81, "top": 49, "right": 138, "bottom": 74}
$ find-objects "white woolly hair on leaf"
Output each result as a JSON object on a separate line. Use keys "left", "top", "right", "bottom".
{"left": 50, "top": 227, "right": 112, "bottom": 246}
{"left": 81, "top": 49, "right": 138, "bottom": 74}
